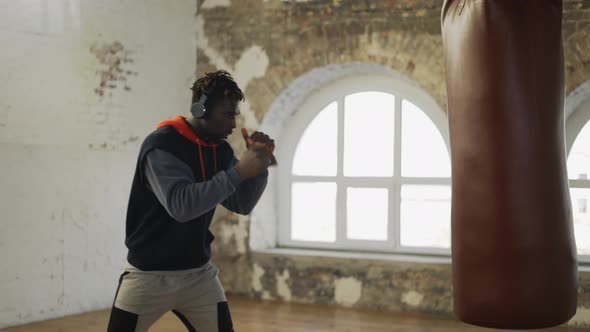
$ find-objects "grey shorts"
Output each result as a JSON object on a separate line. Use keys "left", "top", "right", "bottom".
{"left": 107, "top": 261, "right": 233, "bottom": 332}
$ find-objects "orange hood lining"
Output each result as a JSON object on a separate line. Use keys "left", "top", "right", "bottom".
{"left": 157, "top": 116, "right": 219, "bottom": 180}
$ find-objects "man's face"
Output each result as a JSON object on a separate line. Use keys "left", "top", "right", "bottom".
{"left": 203, "top": 99, "right": 239, "bottom": 141}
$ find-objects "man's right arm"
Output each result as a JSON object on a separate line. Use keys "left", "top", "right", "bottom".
{"left": 144, "top": 149, "right": 243, "bottom": 222}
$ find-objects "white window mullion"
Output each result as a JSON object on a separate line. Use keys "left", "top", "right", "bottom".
{"left": 290, "top": 176, "right": 451, "bottom": 186}
{"left": 338, "top": 177, "right": 392, "bottom": 187}
{"left": 388, "top": 179, "right": 398, "bottom": 248}
{"left": 280, "top": 177, "right": 292, "bottom": 244}
{"left": 400, "top": 177, "right": 452, "bottom": 185}
{"left": 392, "top": 97, "right": 403, "bottom": 249}
{"left": 336, "top": 96, "right": 346, "bottom": 245}
{"left": 291, "top": 176, "right": 338, "bottom": 182}
{"left": 570, "top": 180, "right": 590, "bottom": 188}
{"left": 338, "top": 185, "right": 347, "bottom": 244}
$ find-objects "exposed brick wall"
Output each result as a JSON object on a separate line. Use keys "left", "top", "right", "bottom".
{"left": 564, "top": 0, "right": 590, "bottom": 93}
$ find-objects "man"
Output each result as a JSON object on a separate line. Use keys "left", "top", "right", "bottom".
{"left": 107, "top": 70, "right": 274, "bottom": 332}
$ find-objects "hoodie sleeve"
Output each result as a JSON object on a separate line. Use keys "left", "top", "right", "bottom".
{"left": 221, "top": 156, "right": 269, "bottom": 215}
{"left": 144, "top": 149, "right": 242, "bottom": 222}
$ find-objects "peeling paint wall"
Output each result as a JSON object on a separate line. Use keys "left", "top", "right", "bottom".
{"left": 0, "top": 0, "right": 195, "bottom": 328}
{"left": 199, "top": 0, "right": 590, "bottom": 328}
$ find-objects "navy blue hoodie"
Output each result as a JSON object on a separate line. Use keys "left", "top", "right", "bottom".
{"left": 124, "top": 116, "right": 267, "bottom": 271}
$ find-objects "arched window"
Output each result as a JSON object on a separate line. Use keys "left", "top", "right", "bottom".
{"left": 566, "top": 83, "right": 590, "bottom": 260}
{"left": 277, "top": 75, "right": 451, "bottom": 254}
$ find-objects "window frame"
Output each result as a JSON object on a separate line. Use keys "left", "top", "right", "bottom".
{"left": 566, "top": 91, "right": 590, "bottom": 263}
{"left": 276, "top": 75, "right": 451, "bottom": 255}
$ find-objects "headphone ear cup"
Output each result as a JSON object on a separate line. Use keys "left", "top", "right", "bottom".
{"left": 191, "top": 102, "right": 206, "bottom": 118}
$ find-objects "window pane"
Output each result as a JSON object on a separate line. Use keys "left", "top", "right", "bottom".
{"left": 344, "top": 92, "right": 395, "bottom": 177}
{"left": 401, "top": 100, "right": 451, "bottom": 178}
{"left": 291, "top": 182, "right": 336, "bottom": 242}
{"left": 293, "top": 102, "right": 337, "bottom": 176}
{"left": 571, "top": 188, "right": 590, "bottom": 255}
{"left": 568, "top": 120, "right": 590, "bottom": 180}
{"left": 346, "top": 188, "right": 388, "bottom": 241}
{"left": 400, "top": 185, "right": 451, "bottom": 248}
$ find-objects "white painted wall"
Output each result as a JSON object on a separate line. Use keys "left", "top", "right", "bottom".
{"left": 0, "top": 0, "right": 196, "bottom": 328}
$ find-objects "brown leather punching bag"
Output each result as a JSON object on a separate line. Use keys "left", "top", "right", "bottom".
{"left": 442, "top": 0, "right": 578, "bottom": 329}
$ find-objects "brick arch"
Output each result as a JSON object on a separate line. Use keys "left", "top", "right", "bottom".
{"left": 241, "top": 29, "right": 447, "bottom": 126}
{"left": 566, "top": 80, "right": 590, "bottom": 153}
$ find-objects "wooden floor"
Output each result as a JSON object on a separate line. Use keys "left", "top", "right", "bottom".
{"left": 0, "top": 296, "right": 584, "bottom": 332}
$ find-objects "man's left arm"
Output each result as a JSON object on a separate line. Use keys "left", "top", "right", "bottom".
{"left": 221, "top": 156, "right": 268, "bottom": 215}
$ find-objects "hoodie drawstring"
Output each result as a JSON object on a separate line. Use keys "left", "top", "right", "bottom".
{"left": 196, "top": 140, "right": 218, "bottom": 181}
{"left": 213, "top": 146, "right": 217, "bottom": 174}
{"left": 197, "top": 143, "right": 206, "bottom": 181}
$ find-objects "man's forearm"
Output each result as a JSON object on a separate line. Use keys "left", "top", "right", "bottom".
{"left": 145, "top": 149, "right": 243, "bottom": 222}
{"left": 221, "top": 157, "right": 268, "bottom": 214}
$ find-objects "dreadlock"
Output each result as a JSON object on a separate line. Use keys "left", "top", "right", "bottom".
{"left": 190, "top": 70, "right": 244, "bottom": 113}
